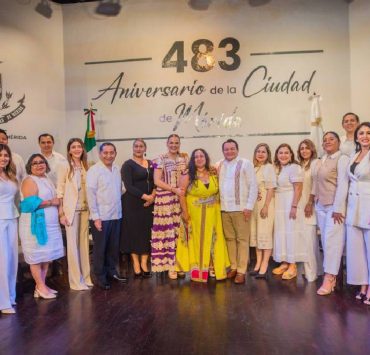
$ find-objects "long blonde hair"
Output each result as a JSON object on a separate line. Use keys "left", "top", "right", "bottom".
{"left": 66, "top": 138, "right": 88, "bottom": 180}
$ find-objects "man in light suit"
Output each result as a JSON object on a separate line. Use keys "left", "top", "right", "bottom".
{"left": 217, "top": 139, "right": 258, "bottom": 284}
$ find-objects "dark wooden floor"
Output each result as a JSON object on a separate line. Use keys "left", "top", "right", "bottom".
{"left": 1, "top": 269, "right": 369, "bottom": 355}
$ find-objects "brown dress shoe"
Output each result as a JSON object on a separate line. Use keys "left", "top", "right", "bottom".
{"left": 234, "top": 273, "right": 245, "bottom": 284}
{"left": 227, "top": 269, "right": 237, "bottom": 279}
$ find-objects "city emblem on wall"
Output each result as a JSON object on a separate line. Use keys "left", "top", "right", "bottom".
{"left": 0, "top": 74, "right": 26, "bottom": 124}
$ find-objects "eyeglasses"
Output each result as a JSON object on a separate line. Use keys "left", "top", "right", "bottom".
{"left": 31, "top": 160, "right": 46, "bottom": 166}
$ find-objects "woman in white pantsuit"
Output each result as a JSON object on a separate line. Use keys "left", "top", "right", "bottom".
{"left": 313, "top": 132, "right": 349, "bottom": 295}
{"left": 272, "top": 144, "right": 306, "bottom": 280}
{"left": 297, "top": 139, "right": 323, "bottom": 282}
{"left": 0, "top": 144, "right": 19, "bottom": 314}
{"left": 346, "top": 122, "right": 370, "bottom": 305}
{"left": 57, "top": 138, "right": 92, "bottom": 290}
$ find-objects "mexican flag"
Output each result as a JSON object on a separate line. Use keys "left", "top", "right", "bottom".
{"left": 84, "top": 106, "right": 98, "bottom": 164}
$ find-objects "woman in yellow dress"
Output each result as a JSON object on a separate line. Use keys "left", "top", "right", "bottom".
{"left": 176, "top": 149, "right": 230, "bottom": 282}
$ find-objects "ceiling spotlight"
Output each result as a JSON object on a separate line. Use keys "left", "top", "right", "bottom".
{"left": 35, "top": 0, "right": 52, "bottom": 19}
{"left": 188, "top": 0, "right": 212, "bottom": 11}
{"left": 95, "top": 0, "right": 121, "bottom": 16}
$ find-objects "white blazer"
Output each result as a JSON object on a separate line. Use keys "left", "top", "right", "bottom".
{"left": 346, "top": 151, "right": 370, "bottom": 229}
{"left": 57, "top": 162, "right": 87, "bottom": 224}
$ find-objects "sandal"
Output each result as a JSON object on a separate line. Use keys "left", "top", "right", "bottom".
{"left": 168, "top": 270, "right": 177, "bottom": 280}
{"left": 282, "top": 264, "right": 297, "bottom": 280}
{"left": 317, "top": 275, "right": 336, "bottom": 296}
{"left": 272, "top": 263, "right": 289, "bottom": 275}
{"left": 209, "top": 267, "right": 216, "bottom": 278}
{"left": 355, "top": 291, "right": 366, "bottom": 300}
{"left": 363, "top": 297, "right": 370, "bottom": 305}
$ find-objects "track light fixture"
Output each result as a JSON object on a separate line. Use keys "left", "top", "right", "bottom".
{"left": 95, "top": 0, "right": 121, "bottom": 16}
{"left": 35, "top": 0, "right": 53, "bottom": 19}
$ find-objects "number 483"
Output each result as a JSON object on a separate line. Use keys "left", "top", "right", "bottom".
{"left": 162, "top": 38, "right": 241, "bottom": 73}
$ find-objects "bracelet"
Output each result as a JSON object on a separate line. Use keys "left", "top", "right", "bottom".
{"left": 291, "top": 205, "right": 297, "bottom": 208}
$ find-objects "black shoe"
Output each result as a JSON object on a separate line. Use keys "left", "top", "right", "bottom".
{"left": 142, "top": 271, "right": 152, "bottom": 279}
{"left": 96, "top": 282, "right": 111, "bottom": 290}
{"left": 134, "top": 271, "right": 142, "bottom": 278}
{"left": 255, "top": 272, "right": 268, "bottom": 280}
{"left": 249, "top": 270, "right": 259, "bottom": 276}
{"left": 112, "top": 274, "right": 128, "bottom": 283}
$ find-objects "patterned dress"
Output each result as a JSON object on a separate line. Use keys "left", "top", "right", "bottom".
{"left": 151, "top": 153, "right": 188, "bottom": 272}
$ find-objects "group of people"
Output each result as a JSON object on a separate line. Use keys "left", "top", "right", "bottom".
{"left": 0, "top": 112, "right": 370, "bottom": 316}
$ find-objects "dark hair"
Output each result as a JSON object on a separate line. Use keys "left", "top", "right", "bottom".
{"left": 38, "top": 133, "right": 55, "bottom": 143}
{"left": 66, "top": 138, "right": 88, "bottom": 180}
{"left": 188, "top": 148, "right": 211, "bottom": 185}
{"left": 99, "top": 142, "right": 116, "bottom": 152}
{"left": 0, "top": 128, "right": 8, "bottom": 139}
{"left": 323, "top": 131, "right": 340, "bottom": 142}
{"left": 253, "top": 143, "right": 272, "bottom": 166}
{"left": 274, "top": 143, "right": 298, "bottom": 173}
{"left": 297, "top": 139, "right": 318, "bottom": 170}
{"left": 222, "top": 139, "right": 239, "bottom": 151}
{"left": 342, "top": 112, "right": 360, "bottom": 125}
{"left": 0, "top": 144, "right": 17, "bottom": 183}
{"left": 167, "top": 134, "right": 180, "bottom": 143}
{"left": 25, "top": 154, "right": 50, "bottom": 175}
{"left": 133, "top": 138, "right": 147, "bottom": 149}
{"left": 354, "top": 122, "right": 370, "bottom": 152}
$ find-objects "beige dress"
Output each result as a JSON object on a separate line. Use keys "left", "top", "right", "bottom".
{"left": 250, "top": 163, "right": 276, "bottom": 249}
{"left": 299, "top": 160, "right": 323, "bottom": 281}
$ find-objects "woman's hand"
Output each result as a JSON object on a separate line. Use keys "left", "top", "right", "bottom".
{"left": 260, "top": 205, "right": 268, "bottom": 219}
{"left": 181, "top": 211, "right": 190, "bottom": 225}
{"left": 50, "top": 197, "right": 60, "bottom": 207}
{"left": 59, "top": 215, "right": 70, "bottom": 226}
{"left": 332, "top": 212, "right": 344, "bottom": 224}
{"left": 304, "top": 203, "right": 313, "bottom": 218}
{"left": 172, "top": 187, "right": 185, "bottom": 197}
{"left": 289, "top": 206, "right": 297, "bottom": 220}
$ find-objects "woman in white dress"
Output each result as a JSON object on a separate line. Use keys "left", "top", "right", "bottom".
{"left": 57, "top": 138, "right": 92, "bottom": 290}
{"left": 272, "top": 144, "right": 306, "bottom": 280}
{"left": 19, "top": 154, "right": 64, "bottom": 299}
{"left": 0, "top": 144, "right": 19, "bottom": 314}
{"left": 346, "top": 122, "right": 370, "bottom": 305}
{"left": 250, "top": 143, "right": 276, "bottom": 279}
{"left": 313, "top": 132, "right": 349, "bottom": 296}
{"left": 297, "top": 139, "right": 322, "bottom": 282}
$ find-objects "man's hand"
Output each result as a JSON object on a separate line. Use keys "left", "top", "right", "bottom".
{"left": 94, "top": 219, "right": 103, "bottom": 232}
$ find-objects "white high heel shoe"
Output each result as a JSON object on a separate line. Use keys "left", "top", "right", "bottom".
{"left": 1, "top": 307, "right": 16, "bottom": 314}
{"left": 34, "top": 288, "right": 57, "bottom": 299}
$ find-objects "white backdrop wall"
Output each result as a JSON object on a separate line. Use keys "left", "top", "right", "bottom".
{"left": 63, "top": 0, "right": 351, "bottom": 165}
{"left": 349, "top": 0, "right": 370, "bottom": 121}
{"left": 0, "top": 0, "right": 66, "bottom": 159}
{"left": 2, "top": 0, "right": 368, "bottom": 166}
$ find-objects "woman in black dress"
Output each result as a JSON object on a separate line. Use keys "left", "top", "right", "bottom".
{"left": 121, "top": 139, "right": 155, "bottom": 277}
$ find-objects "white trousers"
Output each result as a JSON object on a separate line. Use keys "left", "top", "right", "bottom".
{"left": 346, "top": 225, "right": 370, "bottom": 285}
{"left": 0, "top": 219, "right": 18, "bottom": 310}
{"left": 316, "top": 203, "right": 345, "bottom": 275}
{"left": 65, "top": 211, "right": 92, "bottom": 290}
{"left": 303, "top": 225, "right": 323, "bottom": 282}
